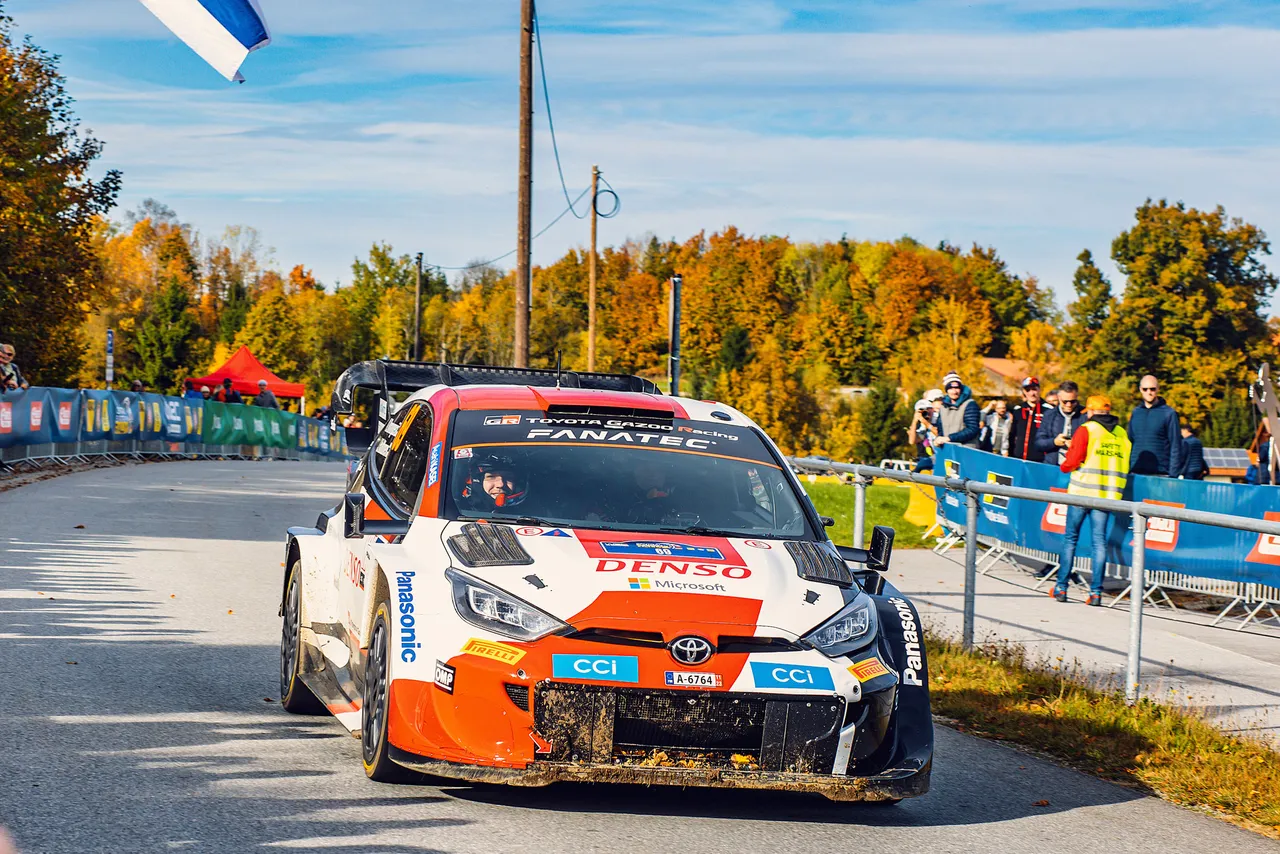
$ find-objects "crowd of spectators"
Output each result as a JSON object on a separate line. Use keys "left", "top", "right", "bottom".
{"left": 909, "top": 370, "right": 1207, "bottom": 481}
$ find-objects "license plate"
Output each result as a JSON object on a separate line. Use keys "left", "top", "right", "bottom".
{"left": 665, "top": 671, "right": 723, "bottom": 688}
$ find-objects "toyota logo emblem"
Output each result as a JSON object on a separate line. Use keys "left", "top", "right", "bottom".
{"left": 669, "top": 636, "right": 714, "bottom": 666}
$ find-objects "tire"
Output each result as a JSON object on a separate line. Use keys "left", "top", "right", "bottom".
{"left": 361, "top": 602, "right": 421, "bottom": 783}
{"left": 280, "top": 560, "right": 324, "bottom": 714}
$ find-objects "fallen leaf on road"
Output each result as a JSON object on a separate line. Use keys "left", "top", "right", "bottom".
{"left": 227, "top": 609, "right": 234, "bottom": 615}
{"left": 170, "top": 594, "right": 176, "bottom": 598}
{"left": 263, "top": 697, "right": 275, "bottom": 703}
{"left": 65, "top": 661, "right": 77, "bottom": 665}
{"left": 74, "top": 525, "right": 85, "bottom": 529}
{"left": 1033, "top": 800, "right": 1050, "bottom": 807}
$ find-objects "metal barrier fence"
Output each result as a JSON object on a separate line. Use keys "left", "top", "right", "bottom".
{"left": 789, "top": 457, "right": 1280, "bottom": 703}
{"left": 1, "top": 437, "right": 342, "bottom": 470}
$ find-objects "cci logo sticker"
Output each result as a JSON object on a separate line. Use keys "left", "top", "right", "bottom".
{"left": 552, "top": 654, "right": 639, "bottom": 683}
{"left": 749, "top": 662, "right": 835, "bottom": 691}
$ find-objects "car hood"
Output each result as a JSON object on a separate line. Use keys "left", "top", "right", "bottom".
{"left": 437, "top": 521, "right": 851, "bottom": 640}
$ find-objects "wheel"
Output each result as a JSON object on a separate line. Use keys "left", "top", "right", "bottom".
{"left": 361, "top": 601, "right": 421, "bottom": 783}
{"left": 280, "top": 560, "right": 324, "bottom": 714}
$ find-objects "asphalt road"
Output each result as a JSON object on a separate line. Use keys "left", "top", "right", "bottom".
{"left": 1, "top": 461, "right": 1275, "bottom": 854}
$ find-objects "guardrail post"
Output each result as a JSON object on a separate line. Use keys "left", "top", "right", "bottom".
{"left": 1126, "top": 512, "right": 1147, "bottom": 704}
{"left": 852, "top": 474, "right": 867, "bottom": 548}
{"left": 963, "top": 488, "right": 979, "bottom": 649}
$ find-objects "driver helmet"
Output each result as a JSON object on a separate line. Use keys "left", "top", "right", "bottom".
{"left": 463, "top": 451, "right": 528, "bottom": 509}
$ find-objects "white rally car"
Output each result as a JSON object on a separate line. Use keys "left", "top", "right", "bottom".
{"left": 278, "top": 360, "right": 932, "bottom": 801}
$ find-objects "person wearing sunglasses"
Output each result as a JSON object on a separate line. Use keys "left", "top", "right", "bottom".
{"left": 1128, "top": 375, "right": 1183, "bottom": 477}
{"left": 1035, "top": 380, "right": 1087, "bottom": 464}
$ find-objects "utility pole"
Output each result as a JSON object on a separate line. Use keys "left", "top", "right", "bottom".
{"left": 514, "top": 0, "right": 534, "bottom": 368}
{"left": 587, "top": 165, "right": 599, "bottom": 372}
{"left": 413, "top": 252, "right": 423, "bottom": 361}
{"left": 668, "top": 273, "right": 683, "bottom": 395}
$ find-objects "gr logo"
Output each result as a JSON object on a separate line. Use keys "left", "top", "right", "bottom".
{"left": 749, "top": 662, "right": 835, "bottom": 690}
{"left": 552, "top": 654, "right": 639, "bottom": 683}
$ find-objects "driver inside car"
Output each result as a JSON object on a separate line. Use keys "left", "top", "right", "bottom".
{"left": 625, "top": 455, "right": 678, "bottom": 524}
{"left": 461, "top": 452, "right": 528, "bottom": 511}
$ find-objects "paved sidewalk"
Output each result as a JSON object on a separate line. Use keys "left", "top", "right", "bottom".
{"left": 893, "top": 548, "right": 1280, "bottom": 741}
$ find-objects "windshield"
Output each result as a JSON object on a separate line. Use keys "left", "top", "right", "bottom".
{"left": 443, "top": 410, "right": 813, "bottom": 539}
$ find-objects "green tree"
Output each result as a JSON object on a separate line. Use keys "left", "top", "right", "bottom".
{"left": 132, "top": 278, "right": 196, "bottom": 393}
{"left": 962, "top": 245, "right": 1052, "bottom": 356}
{"left": 235, "top": 285, "right": 304, "bottom": 378}
{"left": 852, "top": 382, "right": 908, "bottom": 463}
{"left": 1202, "top": 390, "right": 1255, "bottom": 449}
{"left": 0, "top": 6, "right": 121, "bottom": 383}
{"left": 1067, "top": 249, "right": 1112, "bottom": 335}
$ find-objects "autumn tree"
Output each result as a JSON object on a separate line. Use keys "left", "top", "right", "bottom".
{"left": 0, "top": 8, "right": 120, "bottom": 383}
{"left": 235, "top": 285, "right": 304, "bottom": 378}
{"left": 133, "top": 279, "right": 196, "bottom": 393}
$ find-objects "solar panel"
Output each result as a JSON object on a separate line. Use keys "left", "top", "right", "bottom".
{"left": 1203, "top": 447, "right": 1251, "bottom": 471}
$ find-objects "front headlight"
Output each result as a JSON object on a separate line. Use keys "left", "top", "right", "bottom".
{"left": 802, "top": 594, "right": 877, "bottom": 656}
{"left": 446, "top": 568, "right": 569, "bottom": 641}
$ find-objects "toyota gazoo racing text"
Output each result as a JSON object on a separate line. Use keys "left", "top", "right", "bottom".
{"left": 278, "top": 360, "right": 932, "bottom": 801}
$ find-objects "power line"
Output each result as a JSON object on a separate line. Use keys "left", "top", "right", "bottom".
{"left": 534, "top": 10, "right": 585, "bottom": 220}
{"left": 424, "top": 187, "right": 591, "bottom": 272}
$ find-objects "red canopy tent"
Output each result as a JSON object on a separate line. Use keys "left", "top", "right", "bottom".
{"left": 190, "top": 346, "right": 306, "bottom": 398}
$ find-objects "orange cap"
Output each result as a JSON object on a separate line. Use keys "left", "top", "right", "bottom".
{"left": 1086, "top": 394, "right": 1111, "bottom": 411}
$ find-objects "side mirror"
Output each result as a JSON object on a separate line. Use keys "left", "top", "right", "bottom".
{"left": 868, "top": 525, "right": 895, "bottom": 571}
{"left": 820, "top": 515, "right": 835, "bottom": 528}
{"left": 343, "top": 492, "right": 412, "bottom": 539}
{"left": 344, "top": 426, "right": 375, "bottom": 456}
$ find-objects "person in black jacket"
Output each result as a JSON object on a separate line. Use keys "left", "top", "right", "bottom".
{"left": 1128, "top": 375, "right": 1183, "bottom": 476}
{"left": 1036, "top": 380, "right": 1088, "bottom": 464}
{"left": 1178, "top": 425, "right": 1207, "bottom": 480}
{"left": 1010, "top": 376, "right": 1046, "bottom": 462}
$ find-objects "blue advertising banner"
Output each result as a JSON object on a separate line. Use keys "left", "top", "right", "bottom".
{"left": 109, "top": 391, "right": 139, "bottom": 440}
{"left": 935, "top": 445, "right": 1280, "bottom": 586}
{"left": 183, "top": 398, "right": 203, "bottom": 441}
{"left": 0, "top": 388, "right": 52, "bottom": 449}
{"left": 80, "top": 390, "right": 113, "bottom": 441}
{"left": 46, "top": 388, "right": 81, "bottom": 444}
{"left": 139, "top": 393, "right": 167, "bottom": 441}
{"left": 161, "top": 396, "right": 187, "bottom": 441}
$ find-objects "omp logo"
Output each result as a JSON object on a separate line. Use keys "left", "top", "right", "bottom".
{"left": 1247, "top": 512, "right": 1280, "bottom": 565}
{"left": 628, "top": 577, "right": 727, "bottom": 592}
{"left": 890, "top": 597, "right": 924, "bottom": 687}
{"left": 462, "top": 638, "right": 527, "bottom": 665}
{"left": 396, "top": 571, "right": 419, "bottom": 662}
{"left": 1041, "top": 487, "right": 1069, "bottom": 534}
{"left": 596, "top": 559, "right": 751, "bottom": 579}
{"left": 433, "top": 661, "right": 456, "bottom": 694}
{"left": 1142, "top": 499, "right": 1183, "bottom": 552}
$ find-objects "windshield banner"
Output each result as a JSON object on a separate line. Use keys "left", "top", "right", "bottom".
{"left": 452, "top": 411, "right": 775, "bottom": 465}
{"left": 935, "top": 444, "right": 1280, "bottom": 586}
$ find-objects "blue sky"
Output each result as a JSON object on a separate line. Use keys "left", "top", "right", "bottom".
{"left": 9, "top": 0, "right": 1280, "bottom": 305}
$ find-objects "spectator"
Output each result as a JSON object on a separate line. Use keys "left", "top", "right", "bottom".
{"left": 979, "top": 399, "right": 1013, "bottom": 456}
{"left": 1128, "top": 375, "right": 1183, "bottom": 477}
{"left": 183, "top": 380, "right": 203, "bottom": 401}
{"left": 213, "top": 378, "right": 243, "bottom": 404}
{"left": 908, "top": 398, "right": 939, "bottom": 472}
{"left": 1053, "top": 395, "right": 1131, "bottom": 606}
{"left": 254, "top": 379, "right": 280, "bottom": 410}
{"left": 1009, "top": 376, "right": 1046, "bottom": 463}
{"left": 1178, "top": 425, "right": 1207, "bottom": 480}
{"left": 931, "top": 372, "right": 981, "bottom": 449}
{"left": 0, "top": 343, "right": 28, "bottom": 391}
{"left": 129, "top": 379, "right": 145, "bottom": 393}
{"left": 1036, "top": 381, "right": 1087, "bottom": 464}
{"left": 1045, "top": 388, "right": 1059, "bottom": 408}
{"left": 200, "top": 385, "right": 212, "bottom": 400}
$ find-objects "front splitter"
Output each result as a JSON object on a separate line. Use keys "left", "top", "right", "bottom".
{"left": 388, "top": 746, "right": 929, "bottom": 802}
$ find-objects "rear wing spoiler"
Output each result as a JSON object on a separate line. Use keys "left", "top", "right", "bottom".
{"left": 330, "top": 360, "right": 664, "bottom": 453}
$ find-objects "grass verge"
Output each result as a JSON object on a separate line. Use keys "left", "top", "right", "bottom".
{"left": 927, "top": 633, "right": 1280, "bottom": 837}
{"left": 802, "top": 481, "right": 928, "bottom": 547}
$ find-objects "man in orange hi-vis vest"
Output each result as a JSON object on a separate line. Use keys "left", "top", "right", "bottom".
{"left": 1052, "top": 394, "right": 1132, "bottom": 606}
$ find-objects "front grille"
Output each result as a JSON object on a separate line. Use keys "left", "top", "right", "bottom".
{"left": 447, "top": 524, "right": 534, "bottom": 567}
{"left": 785, "top": 540, "right": 853, "bottom": 587}
{"left": 614, "top": 692, "right": 766, "bottom": 752}
{"left": 504, "top": 683, "right": 530, "bottom": 710}
{"left": 534, "top": 683, "right": 844, "bottom": 773}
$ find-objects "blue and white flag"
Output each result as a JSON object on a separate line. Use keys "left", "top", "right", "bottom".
{"left": 138, "top": 0, "right": 271, "bottom": 82}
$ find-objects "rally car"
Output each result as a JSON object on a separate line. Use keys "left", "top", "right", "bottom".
{"left": 278, "top": 360, "right": 932, "bottom": 801}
